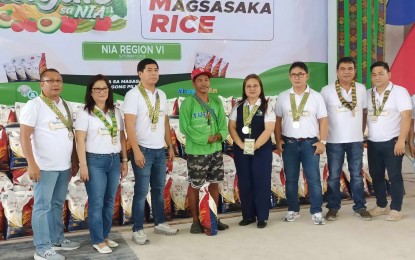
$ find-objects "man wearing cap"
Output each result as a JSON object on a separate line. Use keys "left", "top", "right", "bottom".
{"left": 366, "top": 61, "right": 412, "bottom": 221}
{"left": 274, "top": 61, "right": 328, "bottom": 225}
{"left": 124, "top": 58, "right": 178, "bottom": 245}
{"left": 179, "top": 68, "right": 229, "bottom": 233}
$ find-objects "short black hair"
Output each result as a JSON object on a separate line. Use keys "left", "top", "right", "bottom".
{"left": 370, "top": 61, "right": 390, "bottom": 72}
{"left": 337, "top": 57, "right": 356, "bottom": 70}
{"left": 137, "top": 58, "right": 159, "bottom": 73}
{"left": 289, "top": 61, "right": 308, "bottom": 73}
{"left": 84, "top": 74, "right": 115, "bottom": 114}
{"left": 40, "top": 68, "right": 61, "bottom": 80}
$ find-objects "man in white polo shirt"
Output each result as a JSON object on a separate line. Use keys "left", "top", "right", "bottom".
{"left": 20, "top": 68, "right": 80, "bottom": 260}
{"left": 320, "top": 57, "right": 371, "bottom": 221}
{"left": 366, "top": 61, "right": 412, "bottom": 221}
{"left": 124, "top": 58, "right": 178, "bottom": 245}
{"left": 274, "top": 61, "right": 328, "bottom": 225}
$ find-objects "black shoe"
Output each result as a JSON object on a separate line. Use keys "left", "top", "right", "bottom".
{"left": 239, "top": 218, "right": 256, "bottom": 226}
{"left": 190, "top": 222, "right": 203, "bottom": 234}
{"left": 325, "top": 209, "right": 338, "bottom": 221}
{"left": 355, "top": 208, "right": 372, "bottom": 221}
{"left": 257, "top": 220, "right": 267, "bottom": 228}
{"left": 217, "top": 219, "right": 229, "bottom": 231}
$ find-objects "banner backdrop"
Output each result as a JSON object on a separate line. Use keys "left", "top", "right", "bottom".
{"left": 0, "top": 0, "right": 328, "bottom": 105}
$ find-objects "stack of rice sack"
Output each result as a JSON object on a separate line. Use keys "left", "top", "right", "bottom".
{"left": 1, "top": 183, "right": 34, "bottom": 239}
{"left": 270, "top": 150, "right": 286, "bottom": 208}
{"left": 219, "top": 154, "right": 241, "bottom": 213}
{"left": 170, "top": 157, "right": 191, "bottom": 218}
{"left": 0, "top": 171, "right": 13, "bottom": 240}
{"left": 66, "top": 176, "right": 88, "bottom": 231}
{"left": 120, "top": 162, "right": 135, "bottom": 225}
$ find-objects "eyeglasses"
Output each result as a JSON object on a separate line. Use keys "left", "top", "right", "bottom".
{"left": 289, "top": 73, "right": 307, "bottom": 79}
{"left": 41, "top": 79, "right": 63, "bottom": 84}
{"left": 92, "top": 87, "right": 109, "bottom": 93}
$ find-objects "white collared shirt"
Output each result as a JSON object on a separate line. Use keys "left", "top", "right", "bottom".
{"left": 229, "top": 98, "right": 276, "bottom": 122}
{"left": 123, "top": 86, "right": 168, "bottom": 149}
{"left": 75, "top": 107, "right": 124, "bottom": 154}
{"left": 19, "top": 96, "right": 73, "bottom": 171}
{"left": 275, "top": 85, "right": 327, "bottom": 138}
{"left": 321, "top": 82, "right": 367, "bottom": 143}
{"left": 367, "top": 82, "right": 412, "bottom": 142}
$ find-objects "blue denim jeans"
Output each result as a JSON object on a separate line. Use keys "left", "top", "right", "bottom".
{"left": 326, "top": 142, "right": 366, "bottom": 211}
{"left": 282, "top": 137, "right": 323, "bottom": 214}
{"left": 130, "top": 146, "right": 166, "bottom": 231}
{"left": 85, "top": 152, "right": 120, "bottom": 244}
{"left": 367, "top": 139, "right": 404, "bottom": 211}
{"left": 32, "top": 169, "right": 70, "bottom": 253}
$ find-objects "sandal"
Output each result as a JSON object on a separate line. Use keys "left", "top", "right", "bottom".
{"left": 190, "top": 222, "right": 203, "bottom": 234}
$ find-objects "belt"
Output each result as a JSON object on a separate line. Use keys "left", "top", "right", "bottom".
{"left": 283, "top": 136, "right": 317, "bottom": 142}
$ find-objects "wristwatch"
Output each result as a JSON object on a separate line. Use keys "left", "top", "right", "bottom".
{"left": 320, "top": 140, "right": 327, "bottom": 145}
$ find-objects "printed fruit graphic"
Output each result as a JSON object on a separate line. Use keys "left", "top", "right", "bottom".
{"left": 0, "top": 10, "right": 13, "bottom": 29}
{"left": 94, "top": 17, "right": 112, "bottom": 31}
{"left": 24, "top": 18, "right": 38, "bottom": 32}
{"left": 60, "top": 16, "right": 78, "bottom": 33}
{"left": 11, "top": 21, "right": 24, "bottom": 32}
{"left": 37, "top": 16, "right": 62, "bottom": 34}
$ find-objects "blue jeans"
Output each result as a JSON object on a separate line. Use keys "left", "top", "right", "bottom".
{"left": 32, "top": 169, "right": 70, "bottom": 253}
{"left": 85, "top": 152, "right": 120, "bottom": 244}
{"left": 367, "top": 139, "right": 404, "bottom": 211}
{"left": 130, "top": 147, "right": 166, "bottom": 231}
{"left": 282, "top": 137, "right": 323, "bottom": 214}
{"left": 326, "top": 142, "right": 366, "bottom": 211}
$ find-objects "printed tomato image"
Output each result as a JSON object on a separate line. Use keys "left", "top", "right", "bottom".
{"left": 11, "top": 21, "right": 24, "bottom": 32}
{"left": 94, "top": 16, "right": 112, "bottom": 31}
{"left": 60, "top": 16, "right": 78, "bottom": 33}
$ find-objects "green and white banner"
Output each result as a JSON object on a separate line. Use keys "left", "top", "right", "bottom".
{"left": 0, "top": 0, "right": 328, "bottom": 105}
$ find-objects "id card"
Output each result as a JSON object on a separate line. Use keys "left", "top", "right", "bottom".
{"left": 244, "top": 138, "right": 255, "bottom": 155}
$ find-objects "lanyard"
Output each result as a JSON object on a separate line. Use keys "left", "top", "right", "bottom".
{"left": 39, "top": 93, "right": 72, "bottom": 132}
{"left": 290, "top": 92, "right": 309, "bottom": 122}
{"left": 335, "top": 80, "right": 356, "bottom": 111}
{"left": 138, "top": 84, "right": 160, "bottom": 124}
{"left": 93, "top": 107, "right": 118, "bottom": 138}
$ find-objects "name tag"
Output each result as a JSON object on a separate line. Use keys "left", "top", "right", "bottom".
{"left": 244, "top": 138, "right": 255, "bottom": 155}
{"left": 98, "top": 127, "right": 111, "bottom": 136}
{"left": 48, "top": 120, "right": 66, "bottom": 130}
{"left": 288, "top": 111, "right": 310, "bottom": 117}
{"left": 368, "top": 110, "right": 389, "bottom": 117}
{"left": 336, "top": 105, "right": 358, "bottom": 113}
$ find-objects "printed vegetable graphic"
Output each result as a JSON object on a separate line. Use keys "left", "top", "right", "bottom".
{"left": 0, "top": 10, "right": 13, "bottom": 28}
{"left": 112, "top": 0, "right": 127, "bottom": 18}
{"left": 11, "top": 21, "right": 23, "bottom": 32}
{"left": 60, "top": 16, "right": 78, "bottom": 33}
{"left": 94, "top": 16, "right": 112, "bottom": 31}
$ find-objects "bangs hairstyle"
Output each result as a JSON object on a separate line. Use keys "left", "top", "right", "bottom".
{"left": 236, "top": 74, "right": 268, "bottom": 114}
{"left": 84, "top": 74, "right": 115, "bottom": 114}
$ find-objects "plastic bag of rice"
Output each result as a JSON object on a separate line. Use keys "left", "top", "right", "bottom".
{"left": 67, "top": 177, "right": 88, "bottom": 231}
{"left": 120, "top": 178, "right": 134, "bottom": 225}
{"left": 2, "top": 188, "right": 34, "bottom": 239}
{"left": 199, "top": 183, "right": 217, "bottom": 236}
{"left": 0, "top": 125, "right": 9, "bottom": 171}
{"left": 8, "top": 131, "right": 28, "bottom": 170}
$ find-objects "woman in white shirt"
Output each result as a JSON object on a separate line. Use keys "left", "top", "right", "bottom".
{"left": 75, "top": 74, "right": 127, "bottom": 254}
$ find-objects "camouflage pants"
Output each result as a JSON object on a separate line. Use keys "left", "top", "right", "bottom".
{"left": 187, "top": 151, "right": 224, "bottom": 188}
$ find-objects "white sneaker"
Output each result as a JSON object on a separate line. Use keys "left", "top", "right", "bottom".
{"left": 154, "top": 222, "right": 178, "bottom": 235}
{"left": 132, "top": 230, "right": 150, "bottom": 245}
{"left": 283, "top": 211, "right": 300, "bottom": 222}
{"left": 312, "top": 212, "right": 326, "bottom": 225}
{"left": 105, "top": 239, "right": 119, "bottom": 248}
{"left": 34, "top": 249, "right": 65, "bottom": 260}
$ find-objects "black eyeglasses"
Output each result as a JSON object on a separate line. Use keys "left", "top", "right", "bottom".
{"left": 92, "top": 87, "right": 109, "bottom": 93}
{"left": 289, "top": 73, "right": 307, "bottom": 79}
{"left": 41, "top": 79, "right": 63, "bottom": 84}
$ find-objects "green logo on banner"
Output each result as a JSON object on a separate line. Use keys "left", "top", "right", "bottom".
{"left": 82, "top": 42, "right": 181, "bottom": 61}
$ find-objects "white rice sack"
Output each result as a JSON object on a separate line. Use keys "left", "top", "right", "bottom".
{"left": 219, "top": 154, "right": 236, "bottom": 203}
{"left": 66, "top": 177, "right": 88, "bottom": 221}
{"left": 271, "top": 151, "right": 285, "bottom": 198}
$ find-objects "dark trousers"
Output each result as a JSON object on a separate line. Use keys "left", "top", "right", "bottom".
{"left": 367, "top": 139, "right": 404, "bottom": 211}
{"left": 234, "top": 146, "right": 272, "bottom": 221}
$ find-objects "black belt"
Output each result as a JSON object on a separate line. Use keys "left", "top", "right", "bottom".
{"left": 283, "top": 136, "right": 317, "bottom": 142}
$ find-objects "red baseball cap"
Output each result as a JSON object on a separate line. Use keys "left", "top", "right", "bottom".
{"left": 191, "top": 67, "right": 212, "bottom": 81}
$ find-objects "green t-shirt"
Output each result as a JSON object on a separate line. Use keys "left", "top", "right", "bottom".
{"left": 179, "top": 94, "right": 228, "bottom": 155}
